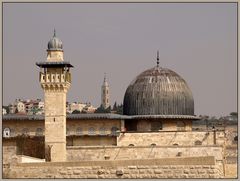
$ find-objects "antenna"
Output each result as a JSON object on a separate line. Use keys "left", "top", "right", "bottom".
{"left": 157, "top": 51, "right": 160, "bottom": 67}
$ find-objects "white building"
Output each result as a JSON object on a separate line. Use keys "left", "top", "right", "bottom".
{"left": 16, "top": 101, "right": 25, "bottom": 113}
{"left": 2, "top": 108, "right": 7, "bottom": 115}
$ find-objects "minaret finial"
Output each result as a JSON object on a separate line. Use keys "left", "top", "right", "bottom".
{"left": 104, "top": 72, "right": 106, "bottom": 82}
{"left": 54, "top": 29, "right": 56, "bottom": 37}
{"left": 157, "top": 51, "right": 160, "bottom": 67}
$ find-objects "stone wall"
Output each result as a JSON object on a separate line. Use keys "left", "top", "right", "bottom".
{"left": 3, "top": 119, "right": 120, "bottom": 139}
{"left": 4, "top": 156, "right": 224, "bottom": 178}
{"left": 117, "top": 131, "right": 225, "bottom": 146}
{"left": 66, "top": 145, "right": 223, "bottom": 161}
{"left": 3, "top": 139, "right": 17, "bottom": 165}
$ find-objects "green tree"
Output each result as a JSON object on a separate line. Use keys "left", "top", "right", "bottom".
{"left": 113, "top": 102, "right": 117, "bottom": 111}
{"left": 230, "top": 112, "right": 237, "bottom": 117}
{"left": 116, "top": 103, "right": 123, "bottom": 115}
{"left": 94, "top": 105, "right": 111, "bottom": 113}
{"left": 3, "top": 106, "right": 9, "bottom": 114}
{"left": 72, "top": 110, "right": 81, "bottom": 114}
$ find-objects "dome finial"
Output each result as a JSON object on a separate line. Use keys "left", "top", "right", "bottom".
{"left": 157, "top": 51, "right": 160, "bottom": 67}
{"left": 104, "top": 72, "right": 107, "bottom": 82}
{"left": 54, "top": 28, "right": 56, "bottom": 37}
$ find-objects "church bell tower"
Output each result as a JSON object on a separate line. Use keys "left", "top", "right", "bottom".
{"left": 36, "top": 30, "right": 73, "bottom": 162}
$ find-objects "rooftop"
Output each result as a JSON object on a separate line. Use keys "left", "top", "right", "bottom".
{"left": 2, "top": 113, "right": 199, "bottom": 121}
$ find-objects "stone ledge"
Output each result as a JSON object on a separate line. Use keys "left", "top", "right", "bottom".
{"left": 16, "top": 156, "right": 215, "bottom": 167}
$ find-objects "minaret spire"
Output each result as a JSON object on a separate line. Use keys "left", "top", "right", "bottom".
{"left": 54, "top": 29, "right": 56, "bottom": 37}
{"left": 104, "top": 72, "right": 106, "bottom": 82}
{"left": 157, "top": 51, "right": 160, "bottom": 67}
{"left": 101, "top": 73, "right": 110, "bottom": 109}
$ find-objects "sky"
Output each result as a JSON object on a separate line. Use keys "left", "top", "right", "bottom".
{"left": 3, "top": 3, "right": 237, "bottom": 117}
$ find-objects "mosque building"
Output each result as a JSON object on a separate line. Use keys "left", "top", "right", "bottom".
{"left": 2, "top": 31, "right": 235, "bottom": 178}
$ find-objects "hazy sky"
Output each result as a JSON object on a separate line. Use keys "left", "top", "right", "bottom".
{"left": 3, "top": 3, "right": 237, "bottom": 117}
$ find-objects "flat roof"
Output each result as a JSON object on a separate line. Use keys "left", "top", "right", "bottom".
{"left": 2, "top": 114, "right": 199, "bottom": 121}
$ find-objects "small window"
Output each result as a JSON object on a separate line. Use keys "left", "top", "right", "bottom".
{"left": 3, "top": 128, "right": 10, "bottom": 138}
{"left": 151, "top": 121, "right": 162, "bottom": 131}
{"left": 89, "top": 127, "right": 95, "bottom": 135}
{"left": 173, "top": 143, "right": 178, "bottom": 146}
{"left": 128, "top": 144, "right": 134, "bottom": 147}
{"left": 111, "top": 127, "right": 119, "bottom": 136}
{"left": 99, "top": 127, "right": 106, "bottom": 135}
{"left": 151, "top": 143, "right": 157, "bottom": 147}
{"left": 195, "top": 140, "right": 202, "bottom": 145}
{"left": 76, "top": 127, "right": 83, "bottom": 135}
{"left": 36, "top": 128, "right": 43, "bottom": 136}
{"left": 22, "top": 128, "right": 29, "bottom": 135}
{"left": 177, "top": 121, "right": 186, "bottom": 131}
{"left": 66, "top": 128, "right": 70, "bottom": 135}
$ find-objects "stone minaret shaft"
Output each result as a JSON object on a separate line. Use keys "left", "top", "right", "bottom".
{"left": 101, "top": 73, "right": 110, "bottom": 109}
{"left": 37, "top": 30, "right": 73, "bottom": 162}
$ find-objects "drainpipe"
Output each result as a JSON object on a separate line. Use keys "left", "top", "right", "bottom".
{"left": 212, "top": 126, "right": 216, "bottom": 145}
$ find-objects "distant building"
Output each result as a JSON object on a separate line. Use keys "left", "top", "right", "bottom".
{"left": 101, "top": 73, "right": 110, "bottom": 109}
{"left": 2, "top": 108, "right": 7, "bottom": 115}
{"left": 16, "top": 101, "right": 25, "bottom": 113}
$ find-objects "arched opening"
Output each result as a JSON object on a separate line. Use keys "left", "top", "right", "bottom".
{"left": 89, "top": 127, "right": 95, "bottom": 135}
{"left": 194, "top": 140, "right": 202, "bottom": 145}
{"left": 99, "top": 127, "right": 106, "bottom": 135}
{"left": 177, "top": 121, "right": 186, "bottom": 131}
{"left": 22, "top": 128, "right": 29, "bottom": 135}
{"left": 76, "top": 127, "right": 83, "bottom": 135}
{"left": 151, "top": 121, "right": 162, "bottom": 131}
{"left": 111, "top": 127, "right": 119, "bottom": 136}
{"left": 3, "top": 128, "right": 10, "bottom": 138}
{"left": 35, "top": 128, "right": 43, "bottom": 136}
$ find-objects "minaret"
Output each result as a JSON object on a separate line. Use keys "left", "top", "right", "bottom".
{"left": 36, "top": 30, "right": 73, "bottom": 162}
{"left": 101, "top": 73, "right": 110, "bottom": 109}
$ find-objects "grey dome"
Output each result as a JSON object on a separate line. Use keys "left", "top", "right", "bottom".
{"left": 123, "top": 66, "right": 194, "bottom": 116}
{"left": 47, "top": 30, "right": 63, "bottom": 51}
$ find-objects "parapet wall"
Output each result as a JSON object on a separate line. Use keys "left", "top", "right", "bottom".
{"left": 117, "top": 131, "right": 225, "bottom": 146}
{"left": 66, "top": 145, "right": 223, "bottom": 161}
{"left": 3, "top": 140, "right": 17, "bottom": 165}
{"left": 4, "top": 156, "right": 224, "bottom": 178}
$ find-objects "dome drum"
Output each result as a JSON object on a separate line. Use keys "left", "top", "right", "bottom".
{"left": 47, "top": 30, "right": 63, "bottom": 51}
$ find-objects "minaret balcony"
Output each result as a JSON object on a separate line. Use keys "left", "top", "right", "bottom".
{"left": 40, "top": 72, "right": 71, "bottom": 84}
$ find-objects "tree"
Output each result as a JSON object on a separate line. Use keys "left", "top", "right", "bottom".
{"left": 116, "top": 103, "right": 123, "bottom": 115}
{"left": 3, "top": 106, "right": 9, "bottom": 114}
{"left": 106, "top": 106, "right": 111, "bottom": 113}
{"left": 230, "top": 112, "right": 237, "bottom": 117}
{"left": 94, "top": 105, "right": 111, "bottom": 113}
{"left": 113, "top": 102, "right": 117, "bottom": 111}
{"left": 72, "top": 110, "right": 81, "bottom": 114}
{"left": 94, "top": 104, "right": 106, "bottom": 113}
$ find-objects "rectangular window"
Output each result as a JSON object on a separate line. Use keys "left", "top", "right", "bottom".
{"left": 151, "top": 121, "right": 162, "bottom": 131}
